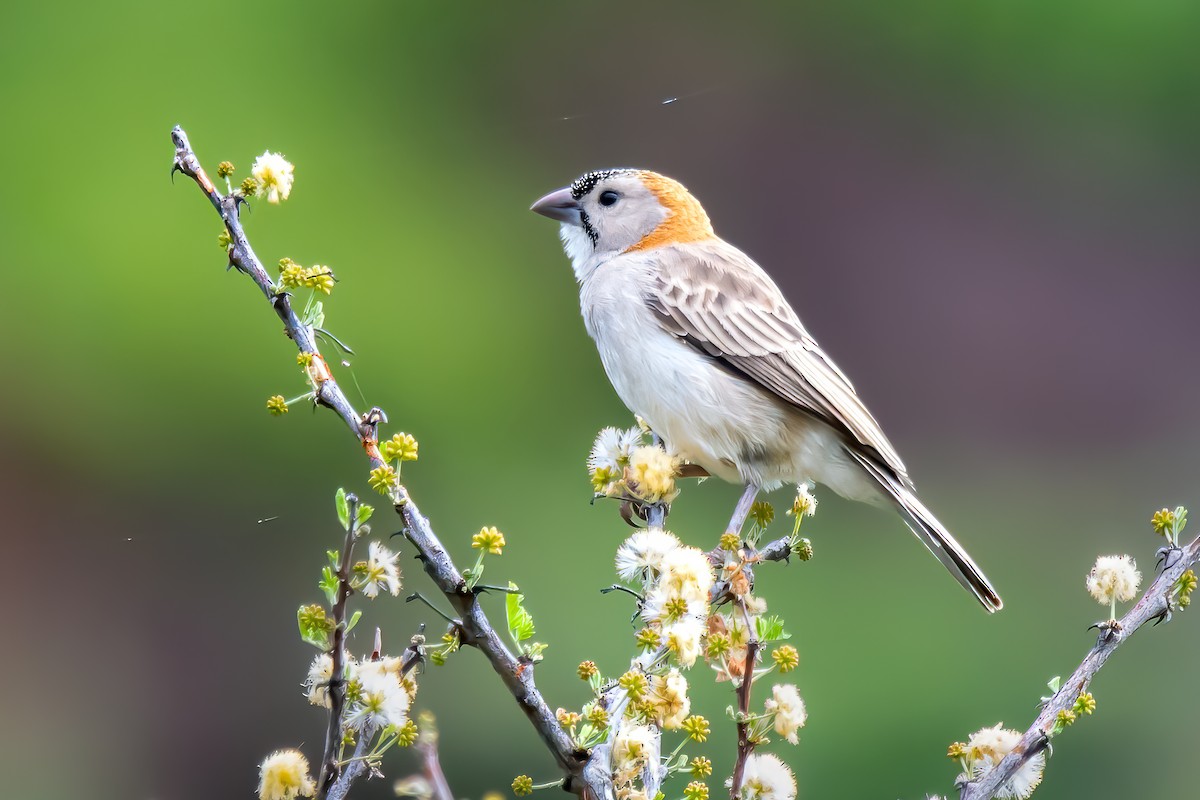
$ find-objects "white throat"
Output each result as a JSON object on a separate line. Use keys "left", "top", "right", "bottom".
{"left": 559, "top": 223, "right": 600, "bottom": 282}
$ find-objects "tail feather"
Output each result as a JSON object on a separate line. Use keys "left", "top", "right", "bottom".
{"left": 847, "top": 449, "right": 1003, "bottom": 612}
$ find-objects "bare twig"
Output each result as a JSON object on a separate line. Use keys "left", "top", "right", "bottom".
{"left": 318, "top": 493, "right": 363, "bottom": 798}
{"left": 957, "top": 535, "right": 1200, "bottom": 800}
{"left": 170, "top": 127, "right": 588, "bottom": 795}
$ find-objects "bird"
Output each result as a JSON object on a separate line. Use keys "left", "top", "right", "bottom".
{"left": 531, "top": 168, "right": 1002, "bottom": 612}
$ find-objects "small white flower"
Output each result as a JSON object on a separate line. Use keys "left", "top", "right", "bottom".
{"left": 612, "top": 723, "right": 658, "bottom": 787}
{"left": 615, "top": 529, "right": 682, "bottom": 582}
{"left": 649, "top": 668, "right": 690, "bottom": 729}
{"left": 588, "top": 426, "right": 642, "bottom": 473}
{"left": 360, "top": 540, "right": 402, "bottom": 598}
{"left": 789, "top": 483, "right": 817, "bottom": 517}
{"left": 304, "top": 653, "right": 334, "bottom": 708}
{"left": 764, "top": 684, "right": 807, "bottom": 744}
{"left": 641, "top": 588, "right": 707, "bottom": 625}
{"left": 258, "top": 749, "right": 316, "bottom": 800}
{"left": 1086, "top": 554, "right": 1141, "bottom": 606}
{"left": 658, "top": 546, "right": 715, "bottom": 604}
{"left": 303, "top": 652, "right": 358, "bottom": 708}
{"left": 732, "top": 753, "right": 796, "bottom": 800}
{"left": 663, "top": 616, "right": 705, "bottom": 668}
{"left": 251, "top": 151, "right": 295, "bottom": 203}
{"left": 345, "top": 660, "right": 410, "bottom": 733}
{"left": 966, "top": 723, "right": 1045, "bottom": 800}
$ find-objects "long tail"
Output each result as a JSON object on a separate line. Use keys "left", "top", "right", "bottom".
{"left": 847, "top": 450, "right": 1003, "bottom": 612}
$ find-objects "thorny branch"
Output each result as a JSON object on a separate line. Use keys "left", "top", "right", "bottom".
{"left": 169, "top": 126, "right": 592, "bottom": 797}
{"left": 728, "top": 601, "right": 760, "bottom": 800}
{"left": 958, "top": 534, "right": 1200, "bottom": 800}
{"left": 318, "top": 493, "right": 364, "bottom": 798}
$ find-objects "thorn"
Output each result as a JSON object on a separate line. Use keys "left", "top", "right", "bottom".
{"left": 1156, "top": 545, "right": 1183, "bottom": 571}
{"left": 170, "top": 163, "right": 182, "bottom": 183}
{"left": 1088, "top": 619, "right": 1123, "bottom": 643}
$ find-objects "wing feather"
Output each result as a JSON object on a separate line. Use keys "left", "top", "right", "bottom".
{"left": 644, "top": 240, "right": 908, "bottom": 480}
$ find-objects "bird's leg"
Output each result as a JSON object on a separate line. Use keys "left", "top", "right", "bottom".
{"left": 725, "top": 483, "right": 760, "bottom": 538}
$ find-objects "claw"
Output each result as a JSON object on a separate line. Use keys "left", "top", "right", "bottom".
{"left": 619, "top": 500, "right": 647, "bottom": 529}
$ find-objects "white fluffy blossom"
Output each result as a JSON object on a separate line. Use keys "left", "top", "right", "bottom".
{"left": 360, "top": 540, "right": 402, "bottom": 598}
{"left": 1086, "top": 554, "right": 1141, "bottom": 606}
{"left": 789, "top": 483, "right": 817, "bottom": 517}
{"left": 732, "top": 753, "right": 796, "bottom": 800}
{"left": 649, "top": 668, "right": 690, "bottom": 729}
{"left": 658, "top": 546, "right": 715, "bottom": 604}
{"left": 612, "top": 723, "right": 658, "bottom": 787}
{"left": 641, "top": 589, "right": 708, "bottom": 625}
{"left": 345, "top": 659, "right": 411, "bottom": 733}
{"left": 588, "top": 426, "right": 642, "bottom": 473}
{"left": 251, "top": 151, "right": 295, "bottom": 203}
{"left": 615, "top": 529, "right": 682, "bottom": 582}
{"left": 966, "top": 723, "right": 1045, "bottom": 800}
{"left": 663, "top": 616, "right": 705, "bottom": 668}
{"left": 627, "top": 446, "right": 679, "bottom": 502}
{"left": 764, "top": 684, "right": 807, "bottom": 744}
{"left": 258, "top": 749, "right": 316, "bottom": 800}
{"left": 302, "top": 652, "right": 356, "bottom": 708}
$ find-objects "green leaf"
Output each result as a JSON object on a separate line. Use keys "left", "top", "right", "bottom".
{"left": 346, "top": 609, "right": 362, "bottom": 633}
{"left": 335, "top": 488, "right": 349, "bottom": 530}
{"left": 356, "top": 503, "right": 374, "bottom": 526}
{"left": 320, "top": 566, "right": 339, "bottom": 606}
{"left": 755, "top": 615, "right": 790, "bottom": 643}
{"left": 505, "top": 582, "right": 535, "bottom": 644}
{"left": 327, "top": 549, "right": 340, "bottom": 569}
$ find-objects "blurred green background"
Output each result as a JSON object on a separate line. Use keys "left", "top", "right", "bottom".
{"left": 4, "top": 2, "right": 1200, "bottom": 798}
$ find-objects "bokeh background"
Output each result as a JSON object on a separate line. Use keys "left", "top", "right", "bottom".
{"left": 4, "top": 2, "right": 1199, "bottom": 798}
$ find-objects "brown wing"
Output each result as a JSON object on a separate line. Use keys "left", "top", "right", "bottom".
{"left": 644, "top": 239, "right": 909, "bottom": 481}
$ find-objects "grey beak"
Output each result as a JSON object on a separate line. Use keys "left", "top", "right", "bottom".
{"left": 530, "top": 187, "right": 582, "bottom": 226}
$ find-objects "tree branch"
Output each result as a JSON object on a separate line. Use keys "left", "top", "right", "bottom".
{"left": 728, "top": 600, "right": 760, "bottom": 800}
{"left": 318, "top": 493, "right": 363, "bottom": 798}
{"left": 170, "top": 126, "right": 587, "bottom": 794}
{"left": 958, "top": 536, "right": 1200, "bottom": 800}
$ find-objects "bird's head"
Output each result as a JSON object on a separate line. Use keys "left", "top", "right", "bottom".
{"left": 531, "top": 169, "right": 715, "bottom": 277}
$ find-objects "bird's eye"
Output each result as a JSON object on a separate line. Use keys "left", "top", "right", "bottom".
{"left": 599, "top": 190, "right": 620, "bottom": 207}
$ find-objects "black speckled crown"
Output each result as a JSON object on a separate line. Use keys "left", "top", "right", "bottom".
{"left": 569, "top": 168, "right": 637, "bottom": 200}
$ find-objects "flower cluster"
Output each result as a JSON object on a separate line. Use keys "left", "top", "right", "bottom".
{"left": 637, "top": 540, "right": 713, "bottom": 669}
{"left": 949, "top": 723, "right": 1045, "bottom": 800}
{"left": 587, "top": 426, "right": 683, "bottom": 503}
{"left": 277, "top": 258, "right": 337, "bottom": 295}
